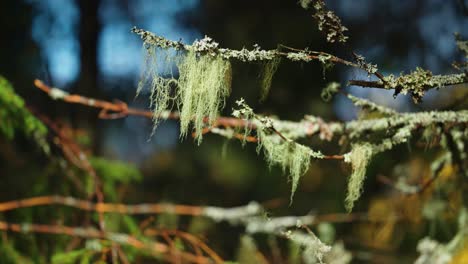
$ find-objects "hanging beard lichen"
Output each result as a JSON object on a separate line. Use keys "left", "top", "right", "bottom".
{"left": 344, "top": 143, "right": 374, "bottom": 212}
{"left": 257, "top": 129, "right": 323, "bottom": 202}
{"left": 177, "top": 51, "right": 232, "bottom": 144}
{"left": 259, "top": 57, "right": 281, "bottom": 101}
{"left": 138, "top": 46, "right": 181, "bottom": 136}
{"left": 139, "top": 45, "right": 232, "bottom": 143}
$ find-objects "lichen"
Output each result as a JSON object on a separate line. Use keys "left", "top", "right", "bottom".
{"left": 311, "top": 0, "right": 349, "bottom": 43}
{"left": 343, "top": 143, "right": 374, "bottom": 212}
{"left": 177, "top": 51, "right": 232, "bottom": 143}
{"left": 138, "top": 45, "right": 232, "bottom": 143}
{"left": 318, "top": 54, "right": 334, "bottom": 77}
{"left": 299, "top": 0, "right": 313, "bottom": 9}
{"left": 286, "top": 51, "right": 312, "bottom": 62}
{"left": 321, "top": 82, "right": 340, "bottom": 102}
{"left": 415, "top": 238, "right": 452, "bottom": 264}
{"left": 346, "top": 94, "right": 398, "bottom": 116}
{"left": 232, "top": 98, "right": 255, "bottom": 146}
{"left": 381, "top": 67, "right": 466, "bottom": 103}
{"left": 284, "top": 230, "right": 331, "bottom": 264}
{"left": 353, "top": 53, "right": 378, "bottom": 76}
{"left": 257, "top": 128, "right": 323, "bottom": 202}
{"left": 138, "top": 46, "right": 180, "bottom": 135}
{"left": 259, "top": 56, "right": 281, "bottom": 101}
{"left": 454, "top": 33, "right": 468, "bottom": 58}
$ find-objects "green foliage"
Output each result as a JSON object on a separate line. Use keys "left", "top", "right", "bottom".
{"left": 317, "top": 222, "right": 335, "bottom": 245}
{"left": 344, "top": 143, "right": 374, "bottom": 212}
{"left": 0, "top": 76, "right": 49, "bottom": 153}
{"left": 0, "top": 241, "right": 33, "bottom": 264}
{"left": 90, "top": 157, "right": 142, "bottom": 200}
{"left": 236, "top": 235, "right": 259, "bottom": 264}
{"left": 288, "top": 239, "right": 302, "bottom": 264}
{"left": 51, "top": 249, "right": 89, "bottom": 264}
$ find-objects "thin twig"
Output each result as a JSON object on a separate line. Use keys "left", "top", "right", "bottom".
{"left": 0, "top": 195, "right": 204, "bottom": 215}
{"left": 0, "top": 221, "right": 212, "bottom": 264}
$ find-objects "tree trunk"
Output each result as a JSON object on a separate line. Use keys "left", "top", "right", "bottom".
{"left": 75, "top": 0, "right": 102, "bottom": 153}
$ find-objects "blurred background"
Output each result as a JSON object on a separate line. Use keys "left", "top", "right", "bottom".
{"left": 0, "top": 0, "right": 467, "bottom": 262}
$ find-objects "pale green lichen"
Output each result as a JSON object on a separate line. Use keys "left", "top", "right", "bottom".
{"left": 257, "top": 128, "right": 324, "bottom": 202}
{"left": 343, "top": 143, "right": 374, "bottom": 212}
{"left": 139, "top": 47, "right": 231, "bottom": 143}
{"left": 286, "top": 51, "right": 313, "bottom": 62}
{"left": 284, "top": 230, "right": 331, "bottom": 264}
{"left": 318, "top": 54, "right": 334, "bottom": 76}
{"left": 382, "top": 67, "right": 466, "bottom": 103}
{"left": 353, "top": 53, "right": 378, "bottom": 76}
{"left": 232, "top": 98, "right": 255, "bottom": 146}
{"left": 259, "top": 57, "right": 281, "bottom": 101}
{"left": 324, "top": 242, "right": 352, "bottom": 264}
{"left": 177, "top": 51, "right": 232, "bottom": 143}
{"left": 299, "top": 0, "right": 313, "bottom": 9}
{"left": 232, "top": 100, "right": 326, "bottom": 202}
{"left": 455, "top": 33, "right": 468, "bottom": 58}
{"left": 321, "top": 82, "right": 340, "bottom": 102}
{"left": 137, "top": 46, "right": 180, "bottom": 136}
{"left": 347, "top": 94, "right": 398, "bottom": 116}
{"left": 311, "top": 0, "right": 349, "bottom": 43}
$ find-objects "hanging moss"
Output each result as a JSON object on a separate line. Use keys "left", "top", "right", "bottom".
{"left": 257, "top": 129, "right": 323, "bottom": 202}
{"left": 177, "top": 51, "right": 232, "bottom": 144}
{"left": 344, "top": 143, "right": 374, "bottom": 212}
{"left": 137, "top": 47, "right": 180, "bottom": 136}
{"left": 139, "top": 45, "right": 232, "bottom": 143}
{"left": 232, "top": 98, "right": 255, "bottom": 146}
{"left": 259, "top": 57, "right": 281, "bottom": 101}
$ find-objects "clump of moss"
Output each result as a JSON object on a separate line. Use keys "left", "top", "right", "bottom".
{"left": 384, "top": 67, "right": 433, "bottom": 103}
{"left": 177, "top": 51, "right": 232, "bottom": 144}
{"left": 344, "top": 143, "right": 374, "bottom": 212}
{"left": 259, "top": 57, "right": 281, "bottom": 101}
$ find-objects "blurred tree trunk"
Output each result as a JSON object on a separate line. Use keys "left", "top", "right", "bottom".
{"left": 75, "top": 0, "right": 102, "bottom": 153}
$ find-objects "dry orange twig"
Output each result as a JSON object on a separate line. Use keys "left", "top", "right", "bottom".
{"left": 0, "top": 221, "right": 213, "bottom": 264}
{"left": 33, "top": 79, "right": 344, "bottom": 159}
{"left": 0, "top": 195, "right": 203, "bottom": 215}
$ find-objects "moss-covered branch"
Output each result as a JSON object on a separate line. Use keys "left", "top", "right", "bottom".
{"left": 349, "top": 68, "right": 467, "bottom": 103}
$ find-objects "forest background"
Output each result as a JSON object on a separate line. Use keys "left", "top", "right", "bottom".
{"left": 0, "top": 0, "right": 467, "bottom": 263}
